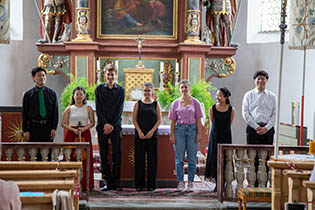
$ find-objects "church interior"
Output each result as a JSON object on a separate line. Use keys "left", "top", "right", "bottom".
{"left": 1, "top": 0, "right": 315, "bottom": 210}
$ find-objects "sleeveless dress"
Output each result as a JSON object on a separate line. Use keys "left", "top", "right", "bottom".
{"left": 205, "top": 104, "right": 232, "bottom": 182}
{"left": 64, "top": 104, "right": 94, "bottom": 191}
{"left": 134, "top": 100, "right": 158, "bottom": 189}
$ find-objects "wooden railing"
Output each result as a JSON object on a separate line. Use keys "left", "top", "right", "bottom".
{"left": 217, "top": 144, "right": 309, "bottom": 202}
{"left": 0, "top": 142, "right": 90, "bottom": 199}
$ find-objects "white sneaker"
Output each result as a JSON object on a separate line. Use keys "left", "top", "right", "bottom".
{"left": 176, "top": 182, "right": 185, "bottom": 191}
{"left": 187, "top": 182, "right": 194, "bottom": 192}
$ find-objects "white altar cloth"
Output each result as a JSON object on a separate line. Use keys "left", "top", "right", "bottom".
{"left": 122, "top": 124, "right": 170, "bottom": 135}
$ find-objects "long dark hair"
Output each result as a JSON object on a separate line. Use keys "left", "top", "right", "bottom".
{"left": 219, "top": 87, "right": 231, "bottom": 105}
{"left": 71, "top": 87, "right": 87, "bottom": 105}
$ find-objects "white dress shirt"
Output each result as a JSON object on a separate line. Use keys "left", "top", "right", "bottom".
{"left": 242, "top": 88, "right": 277, "bottom": 131}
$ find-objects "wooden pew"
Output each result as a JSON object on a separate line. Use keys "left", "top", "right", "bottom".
{"left": 17, "top": 180, "right": 75, "bottom": 210}
{"left": 0, "top": 161, "right": 82, "bottom": 171}
{"left": 0, "top": 170, "right": 78, "bottom": 180}
{"left": 0, "top": 161, "right": 81, "bottom": 210}
{"left": 284, "top": 170, "right": 312, "bottom": 204}
{"left": 303, "top": 181, "right": 315, "bottom": 210}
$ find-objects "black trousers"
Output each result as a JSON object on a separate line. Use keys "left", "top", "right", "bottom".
{"left": 29, "top": 123, "right": 53, "bottom": 142}
{"left": 246, "top": 126, "right": 274, "bottom": 145}
{"left": 246, "top": 125, "right": 274, "bottom": 186}
{"left": 134, "top": 135, "right": 158, "bottom": 189}
{"left": 29, "top": 123, "right": 53, "bottom": 161}
{"left": 97, "top": 129, "right": 122, "bottom": 187}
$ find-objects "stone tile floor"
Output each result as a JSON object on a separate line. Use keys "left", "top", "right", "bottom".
{"left": 79, "top": 175, "right": 270, "bottom": 210}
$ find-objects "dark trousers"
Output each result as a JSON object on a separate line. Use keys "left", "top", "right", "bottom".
{"left": 29, "top": 123, "right": 53, "bottom": 142}
{"left": 29, "top": 123, "right": 53, "bottom": 161}
{"left": 246, "top": 126, "right": 274, "bottom": 145}
{"left": 97, "top": 129, "right": 122, "bottom": 187}
{"left": 246, "top": 125, "right": 274, "bottom": 186}
{"left": 134, "top": 136, "right": 158, "bottom": 189}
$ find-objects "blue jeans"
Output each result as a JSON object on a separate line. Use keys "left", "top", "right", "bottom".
{"left": 173, "top": 124, "right": 199, "bottom": 182}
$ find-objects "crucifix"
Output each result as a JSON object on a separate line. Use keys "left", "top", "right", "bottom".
{"left": 135, "top": 36, "right": 145, "bottom": 65}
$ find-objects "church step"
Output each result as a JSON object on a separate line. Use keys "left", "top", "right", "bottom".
{"left": 85, "top": 200, "right": 223, "bottom": 210}
{"left": 79, "top": 200, "right": 271, "bottom": 210}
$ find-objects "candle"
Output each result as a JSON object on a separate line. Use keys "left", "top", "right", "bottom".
{"left": 115, "top": 60, "right": 119, "bottom": 70}
{"left": 160, "top": 62, "right": 164, "bottom": 73}
{"left": 97, "top": 59, "right": 100, "bottom": 70}
{"left": 309, "top": 140, "right": 315, "bottom": 154}
{"left": 175, "top": 62, "right": 179, "bottom": 73}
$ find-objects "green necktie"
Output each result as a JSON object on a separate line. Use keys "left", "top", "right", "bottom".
{"left": 39, "top": 88, "right": 47, "bottom": 117}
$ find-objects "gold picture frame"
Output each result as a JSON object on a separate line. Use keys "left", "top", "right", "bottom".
{"left": 97, "top": 0, "right": 178, "bottom": 40}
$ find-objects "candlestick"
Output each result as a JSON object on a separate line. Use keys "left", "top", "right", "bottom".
{"left": 115, "top": 60, "right": 119, "bottom": 70}
{"left": 159, "top": 72, "right": 164, "bottom": 91}
{"left": 175, "top": 62, "right": 179, "bottom": 73}
{"left": 97, "top": 59, "right": 100, "bottom": 70}
{"left": 310, "top": 140, "right": 315, "bottom": 154}
{"left": 96, "top": 69, "right": 101, "bottom": 84}
{"left": 160, "top": 62, "right": 164, "bottom": 73}
{"left": 175, "top": 72, "right": 179, "bottom": 86}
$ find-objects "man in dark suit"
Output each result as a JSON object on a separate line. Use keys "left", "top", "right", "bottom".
{"left": 22, "top": 67, "right": 58, "bottom": 160}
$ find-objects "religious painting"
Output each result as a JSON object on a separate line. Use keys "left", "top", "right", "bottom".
{"left": 97, "top": 0, "right": 177, "bottom": 40}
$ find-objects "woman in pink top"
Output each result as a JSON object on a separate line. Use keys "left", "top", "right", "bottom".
{"left": 168, "top": 80, "right": 203, "bottom": 192}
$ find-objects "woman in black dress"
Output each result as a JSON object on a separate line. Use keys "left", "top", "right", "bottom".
{"left": 132, "top": 82, "right": 162, "bottom": 192}
{"left": 205, "top": 87, "right": 235, "bottom": 191}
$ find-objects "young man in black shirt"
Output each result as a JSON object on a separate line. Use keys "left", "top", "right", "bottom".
{"left": 22, "top": 67, "right": 58, "bottom": 159}
{"left": 95, "top": 63, "right": 125, "bottom": 191}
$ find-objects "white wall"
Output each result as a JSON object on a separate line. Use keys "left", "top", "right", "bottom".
{"left": 211, "top": 0, "right": 315, "bottom": 144}
{"left": 0, "top": 2, "right": 38, "bottom": 105}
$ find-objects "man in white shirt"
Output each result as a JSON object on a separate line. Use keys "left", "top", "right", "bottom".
{"left": 242, "top": 70, "right": 277, "bottom": 145}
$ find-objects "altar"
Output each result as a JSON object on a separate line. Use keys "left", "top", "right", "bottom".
{"left": 119, "top": 124, "right": 176, "bottom": 187}
{"left": 30, "top": 0, "right": 239, "bottom": 189}
{"left": 34, "top": 0, "right": 239, "bottom": 161}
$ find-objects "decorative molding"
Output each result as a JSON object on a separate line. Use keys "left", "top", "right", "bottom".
{"left": 38, "top": 53, "right": 71, "bottom": 76}
{"left": 221, "top": 57, "right": 236, "bottom": 77}
{"left": 161, "top": 61, "right": 174, "bottom": 88}
{"left": 205, "top": 56, "right": 236, "bottom": 81}
{"left": 184, "top": 10, "right": 202, "bottom": 43}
